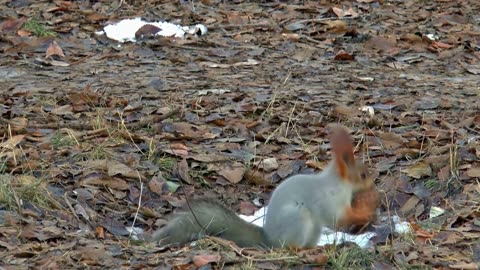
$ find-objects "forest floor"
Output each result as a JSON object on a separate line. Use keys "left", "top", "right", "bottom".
{"left": 0, "top": 0, "right": 479, "bottom": 269}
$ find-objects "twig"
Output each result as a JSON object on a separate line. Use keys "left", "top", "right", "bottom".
{"left": 112, "top": 0, "right": 125, "bottom": 13}
{"left": 466, "top": 127, "right": 480, "bottom": 135}
{"left": 177, "top": 162, "right": 206, "bottom": 233}
{"left": 22, "top": 106, "right": 179, "bottom": 132}
{"left": 208, "top": 236, "right": 298, "bottom": 262}
{"left": 129, "top": 170, "right": 143, "bottom": 238}
{"left": 70, "top": 53, "right": 96, "bottom": 65}
{"left": 126, "top": 107, "right": 181, "bottom": 129}
{"left": 64, "top": 192, "right": 80, "bottom": 222}
{"left": 82, "top": 128, "right": 109, "bottom": 140}
{"left": 210, "top": 23, "right": 272, "bottom": 30}
{"left": 29, "top": 122, "right": 94, "bottom": 131}
{"left": 299, "top": 34, "right": 326, "bottom": 45}
{"left": 283, "top": 17, "right": 355, "bottom": 27}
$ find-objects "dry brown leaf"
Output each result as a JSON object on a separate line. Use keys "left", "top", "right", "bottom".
{"left": 81, "top": 175, "right": 129, "bottom": 190}
{"left": 378, "top": 132, "right": 407, "bottom": 150}
{"left": 449, "top": 263, "right": 479, "bottom": 270}
{"left": 217, "top": 162, "right": 244, "bottom": 184}
{"left": 193, "top": 254, "right": 221, "bottom": 267}
{"left": 107, "top": 160, "right": 137, "bottom": 179}
{"left": 244, "top": 169, "right": 271, "bottom": 186}
{"left": 148, "top": 174, "right": 166, "bottom": 195}
{"left": 437, "top": 165, "right": 450, "bottom": 181}
{"left": 334, "top": 49, "right": 354, "bottom": 61}
{"left": 178, "top": 158, "right": 192, "bottom": 184}
{"left": 239, "top": 201, "right": 257, "bottom": 215}
{"left": 8, "top": 117, "right": 28, "bottom": 131}
{"left": 324, "top": 20, "right": 347, "bottom": 33}
{"left": 45, "top": 40, "right": 65, "bottom": 58}
{"left": 334, "top": 105, "right": 359, "bottom": 118}
{"left": 51, "top": 105, "right": 73, "bottom": 115}
{"left": 375, "top": 156, "right": 397, "bottom": 172}
{"left": 330, "top": 7, "right": 358, "bottom": 18}
{"left": 402, "top": 162, "right": 432, "bottom": 179}
{"left": 253, "top": 157, "right": 278, "bottom": 172}
{"left": 95, "top": 226, "right": 105, "bottom": 239}
{"left": 466, "top": 167, "right": 480, "bottom": 178}
{"left": 0, "top": 135, "right": 25, "bottom": 149}
{"left": 74, "top": 204, "right": 89, "bottom": 221}
{"left": 365, "top": 35, "right": 398, "bottom": 53}
{"left": 68, "top": 84, "right": 100, "bottom": 106}
{"left": 400, "top": 195, "right": 420, "bottom": 214}
{"left": 1, "top": 17, "right": 27, "bottom": 32}
{"left": 135, "top": 24, "right": 161, "bottom": 39}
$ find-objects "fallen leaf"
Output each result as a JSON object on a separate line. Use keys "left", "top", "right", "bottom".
{"left": 0, "top": 135, "right": 25, "bottom": 149}
{"left": 148, "top": 174, "right": 167, "bottom": 195}
{"left": 193, "top": 254, "right": 221, "bottom": 267}
{"left": 253, "top": 158, "right": 278, "bottom": 172}
{"left": 466, "top": 167, "right": 480, "bottom": 178}
{"left": 402, "top": 162, "right": 432, "bottom": 179}
{"left": 378, "top": 132, "right": 407, "bottom": 150}
{"left": 334, "top": 49, "right": 354, "bottom": 61}
{"left": 400, "top": 195, "right": 420, "bottom": 214}
{"left": 81, "top": 175, "right": 129, "bottom": 190}
{"left": 217, "top": 162, "right": 244, "bottom": 184}
{"left": 244, "top": 169, "right": 271, "bottom": 186}
{"left": 178, "top": 158, "right": 192, "bottom": 184}
{"left": 1, "top": 17, "right": 27, "bottom": 32}
{"left": 96, "top": 226, "right": 105, "bottom": 239}
{"left": 51, "top": 105, "right": 73, "bottom": 115}
{"left": 239, "top": 201, "right": 257, "bottom": 215}
{"left": 135, "top": 24, "right": 161, "bottom": 39}
{"left": 330, "top": 7, "right": 358, "bottom": 18}
{"left": 7, "top": 117, "right": 28, "bottom": 131}
{"left": 45, "top": 40, "right": 65, "bottom": 58}
{"left": 449, "top": 263, "right": 479, "bottom": 269}
{"left": 107, "top": 160, "right": 137, "bottom": 179}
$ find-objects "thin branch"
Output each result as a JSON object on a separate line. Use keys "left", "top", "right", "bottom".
{"left": 126, "top": 107, "right": 180, "bottom": 129}
{"left": 129, "top": 171, "right": 143, "bottom": 239}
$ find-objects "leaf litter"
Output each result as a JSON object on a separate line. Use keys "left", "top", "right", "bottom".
{"left": 1, "top": 0, "right": 480, "bottom": 269}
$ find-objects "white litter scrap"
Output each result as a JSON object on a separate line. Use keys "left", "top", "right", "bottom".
{"left": 239, "top": 206, "right": 411, "bottom": 248}
{"left": 126, "top": 226, "right": 144, "bottom": 240}
{"left": 359, "top": 105, "right": 375, "bottom": 116}
{"left": 197, "top": 89, "right": 231, "bottom": 96}
{"left": 97, "top": 18, "right": 207, "bottom": 43}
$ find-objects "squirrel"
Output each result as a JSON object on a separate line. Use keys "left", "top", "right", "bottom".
{"left": 152, "top": 124, "right": 379, "bottom": 249}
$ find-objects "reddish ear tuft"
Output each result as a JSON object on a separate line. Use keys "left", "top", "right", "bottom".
{"left": 328, "top": 125, "right": 355, "bottom": 179}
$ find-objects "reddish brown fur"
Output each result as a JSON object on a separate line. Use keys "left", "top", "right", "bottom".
{"left": 328, "top": 125, "right": 355, "bottom": 180}
{"left": 336, "top": 187, "right": 380, "bottom": 231}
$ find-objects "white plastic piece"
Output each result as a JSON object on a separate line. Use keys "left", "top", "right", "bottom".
{"left": 126, "top": 226, "right": 144, "bottom": 240}
{"left": 425, "top": 33, "right": 438, "bottom": 41}
{"left": 360, "top": 106, "right": 375, "bottom": 116}
{"left": 429, "top": 206, "right": 446, "bottom": 219}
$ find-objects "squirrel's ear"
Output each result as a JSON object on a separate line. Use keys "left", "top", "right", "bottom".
{"left": 328, "top": 125, "right": 355, "bottom": 179}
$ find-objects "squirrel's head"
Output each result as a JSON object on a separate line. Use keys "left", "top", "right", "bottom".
{"left": 328, "top": 124, "right": 374, "bottom": 191}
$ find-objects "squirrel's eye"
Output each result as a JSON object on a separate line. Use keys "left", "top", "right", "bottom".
{"left": 360, "top": 172, "right": 366, "bottom": 180}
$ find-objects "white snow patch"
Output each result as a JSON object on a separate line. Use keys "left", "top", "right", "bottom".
{"left": 239, "top": 206, "right": 411, "bottom": 248}
{"left": 96, "top": 18, "right": 207, "bottom": 43}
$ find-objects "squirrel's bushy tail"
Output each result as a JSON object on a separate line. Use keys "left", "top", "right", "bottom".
{"left": 152, "top": 199, "right": 269, "bottom": 248}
